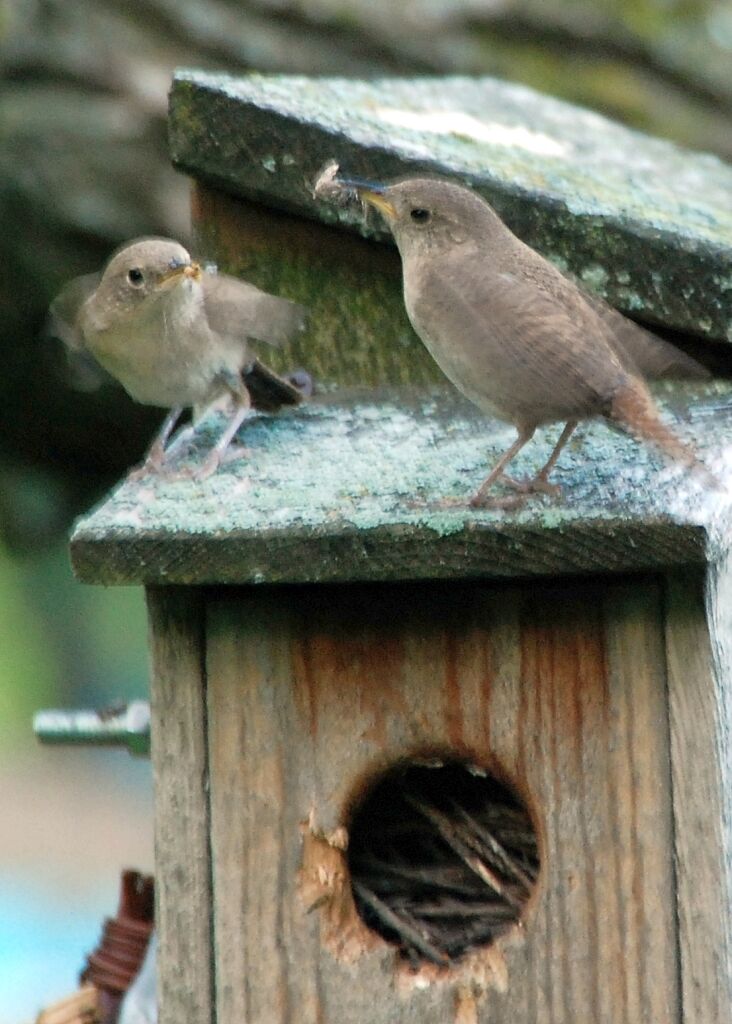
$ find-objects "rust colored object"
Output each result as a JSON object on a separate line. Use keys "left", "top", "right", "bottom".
{"left": 80, "top": 870, "right": 154, "bottom": 1024}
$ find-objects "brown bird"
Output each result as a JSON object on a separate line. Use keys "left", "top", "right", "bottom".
{"left": 338, "top": 175, "right": 710, "bottom": 506}
{"left": 49, "top": 237, "right": 308, "bottom": 480}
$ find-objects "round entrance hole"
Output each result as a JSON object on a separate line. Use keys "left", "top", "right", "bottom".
{"left": 347, "top": 759, "right": 540, "bottom": 968}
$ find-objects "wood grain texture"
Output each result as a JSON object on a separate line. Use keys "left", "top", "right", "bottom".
{"left": 205, "top": 577, "right": 678, "bottom": 1023}
{"left": 71, "top": 518, "right": 708, "bottom": 588}
{"left": 665, "top": 568, "right": 732, "bottom": 1020}
{"left": 147, "top": 587, "right": 214, "bottom": 1024}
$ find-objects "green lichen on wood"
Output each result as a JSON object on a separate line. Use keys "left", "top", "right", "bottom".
{"left": 169, "top": 71, "right": 732, "bottom": 342}
{"left": 70, "top": 382, "right": 732, "bottom": 586}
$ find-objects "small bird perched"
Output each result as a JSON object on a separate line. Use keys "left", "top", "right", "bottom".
{"left": 49, "top": 237, "right": 308, "bottom": 480}
{"left": 333, "top": 173, "right": 711, "bottom": 507}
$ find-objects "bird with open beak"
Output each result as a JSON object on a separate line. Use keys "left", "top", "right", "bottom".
{"left": 49, "top": 237, "right": 308, "bottom": 480}
{"left": 334, "top": 172, "right": 711, "bottom": 507}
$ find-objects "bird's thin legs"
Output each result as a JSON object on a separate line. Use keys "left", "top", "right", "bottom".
{"left": 128, "top": 406, "right": 184, "bottom": 481}
{"left": 469, "top": 428, "right": 535, "bottom": 507}
{"left": 538, "top": 420, "right": 577, "bottom": 480}
{"left": 192, "top": 390, "right": 252, "bottom": 481}
{"left": 161, "top": 420, "right": 197, "bottom": 460}
{"left": 502, "top": 420, "right": 577, "bottom": 496}
{"left": 127, "top": 387, "right": 255, "bottom": 482}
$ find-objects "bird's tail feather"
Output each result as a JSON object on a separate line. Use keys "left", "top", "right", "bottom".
{"left": 243, "top": 359, "right": 307, "bottom": 411}
{"left": 610, "top": 379, "right": 715, "bottom": 484}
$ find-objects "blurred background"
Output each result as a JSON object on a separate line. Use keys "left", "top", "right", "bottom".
{"left": 2, "top": 0, "right": 732, "bottom": 1017}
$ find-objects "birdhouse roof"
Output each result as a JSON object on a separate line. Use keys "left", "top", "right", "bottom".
{"left": 169, "top": 71, "right": 732, "bottom": 343}
{"left": 71, "top": 385, "right": 732, "bottom": 585}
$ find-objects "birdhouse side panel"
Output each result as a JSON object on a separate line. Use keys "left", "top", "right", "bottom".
{"left": 203, "top": 579, "right": 678, "bottom": 1024}
{"left": 147, "top": 587, "right": 214, "bottom": 1024}
{"left": 665, "top": 570, "right": 732, "bottom": 1023}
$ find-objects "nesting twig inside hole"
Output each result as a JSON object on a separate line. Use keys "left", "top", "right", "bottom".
{"left": 347, "top": 760, "right": 539, "bottom": 968}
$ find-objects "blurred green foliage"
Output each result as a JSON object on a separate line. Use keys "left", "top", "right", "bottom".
{"left": 0, "top": 540, "right": 148, "bottom": 750}
{"left": 0, "top": 548, "right": 55, "bottom": 747}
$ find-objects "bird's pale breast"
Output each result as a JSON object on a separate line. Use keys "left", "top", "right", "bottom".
{"left": 85, "top": 282, "right": 241, "bottom": 408}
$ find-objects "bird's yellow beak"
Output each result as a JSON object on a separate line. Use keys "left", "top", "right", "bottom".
{"left": 158, "top": 261, "right": 202, "bottom": 287}
{"left": 358, "top": 190, "right": 397, "bottom": 220}
{"left": 337, "top": 177, "right": 397, "bottom": 220}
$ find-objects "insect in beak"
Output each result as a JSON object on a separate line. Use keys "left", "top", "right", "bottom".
{"left": 338, "top": 178, "right": 397, "bottom": 219}
{"left": 158, "top": 261, "right": 203, "bottom": 287}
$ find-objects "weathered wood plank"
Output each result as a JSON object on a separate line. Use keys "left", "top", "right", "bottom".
{"left": 205, "top": 592, "right": 304, "bottom": 1024}
{"left": 147, "top": 587, "right": 214, "bottom": 1024}
{"left": 665, "top": 569, "right": 732, "bottom": 1020}
{"left": 205, "top": 577, "right": 677, "bottom": 1023}
{"left": 599, "top": 580, "right": 679, "bottom": 1023}
{"left": 70, "top": 384, "right": 731, "bottom": 587}
{"left": 169, "top": 71, "right": 732, "bottom": 341}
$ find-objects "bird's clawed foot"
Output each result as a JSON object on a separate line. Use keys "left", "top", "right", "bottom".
{"left": 127, "top": 442, "right": 166, "bottom": 482}
{"left": 126, "top": 442, "right": 251, "bottom": 484}
{"left": 420, "top": 495, "right": 472, "bottom": 510}
{"left": 188, "top": 443, "right": 251, "bottom": 482}
{"left": 468, "top": 491, "right": 530, "bottom": 511}
{"left": 468, "top": 474, "right": 562, "bottom": 509}
{"left": 501, "top": 473, "right": 563, "bottom": 498}
{"left": 409, "top": 492, "right": 529, "bottom": 511}
{"left": 151, "top": 458, "right": 217, "bottom": 483}
{"left": 127, "top": 455, "right": 212, "bottom": 484}
{"left": 219, "top": 443, "right": 252, "bottom": 466}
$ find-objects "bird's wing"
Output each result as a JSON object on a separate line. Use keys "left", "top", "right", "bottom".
{"left": 576, "top": 288, "right": 709, "bottom": 380}
{"left": 203, "top": 273, "right": 307, "bottom": 348}
{"left": 46, "top": 271, "right": 117, "bottom": 390}
{"left": 506, "top": 243, "right": 709, "bottom": 381}
{"left": 46, "top": 272, "right": 101, "bottom": 352}
{"left": 415, "top": 252, "right": 632, "bottom": 423}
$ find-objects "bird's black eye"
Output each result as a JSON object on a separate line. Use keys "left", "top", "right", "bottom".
{"left": 410, "top": 208, "right": 431, "bottom": 224}
{"left": 127, "top": 268, "right": 144, "bottom": 286}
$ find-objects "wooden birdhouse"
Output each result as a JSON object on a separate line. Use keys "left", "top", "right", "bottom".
{"left": 71, "top": 73, "right": 732, "bottom": 1024}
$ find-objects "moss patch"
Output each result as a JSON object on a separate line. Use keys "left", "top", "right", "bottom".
{"left": 71, "top": 383, "right": 732, "bottom": 585}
